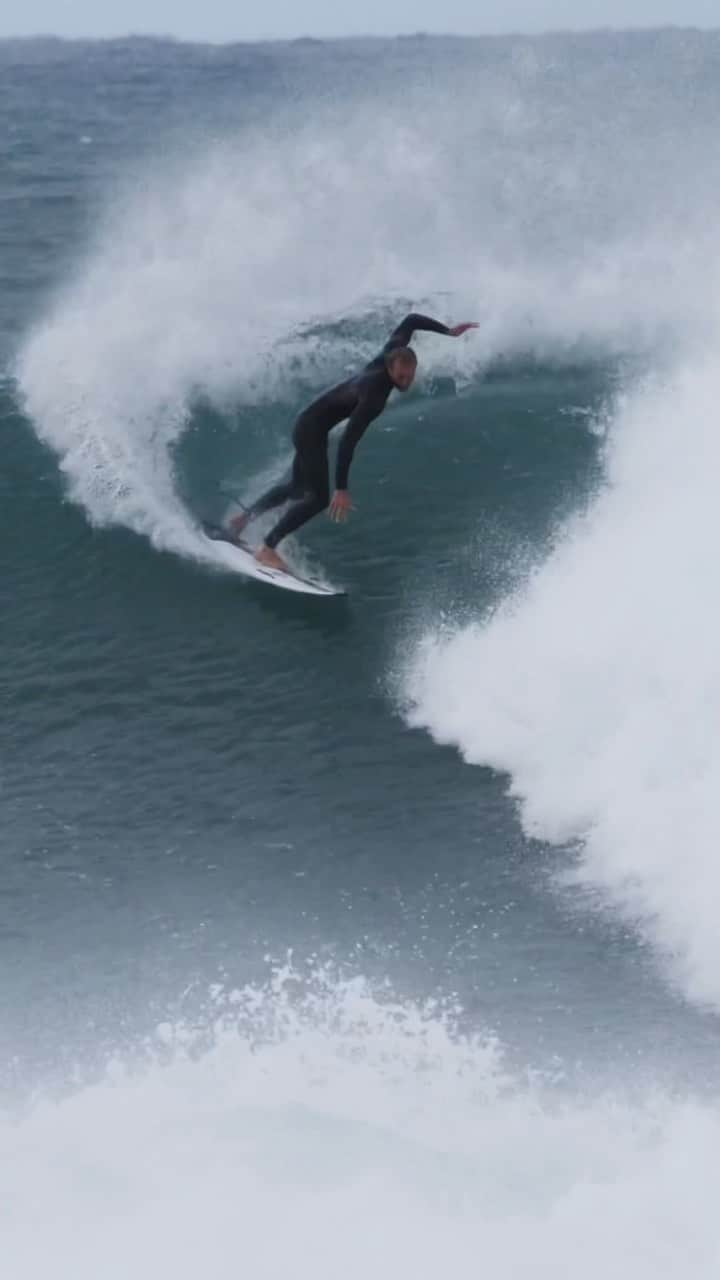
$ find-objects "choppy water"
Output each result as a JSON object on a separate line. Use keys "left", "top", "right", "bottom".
{"left": 3, "top": 29, "right": 720, "bottom": 1278}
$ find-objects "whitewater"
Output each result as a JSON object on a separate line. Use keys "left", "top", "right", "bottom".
{"left": 5, "top": 971, "right": 720, "bottom": 1279}
{"left": 405, "top": 355, "right": 720, "bottom": 1010}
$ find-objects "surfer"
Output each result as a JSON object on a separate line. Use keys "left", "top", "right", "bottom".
{"left": 228, "top": 313, "right": 478, "bottom": 571}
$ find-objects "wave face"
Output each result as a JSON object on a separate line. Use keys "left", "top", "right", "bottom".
{"left": 10, "top": 28, "right": 720, "bottom": 1016}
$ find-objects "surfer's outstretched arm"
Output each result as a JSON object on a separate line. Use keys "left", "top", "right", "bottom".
{"left": 384, "top": 313, "right": 478, "bottom": 354}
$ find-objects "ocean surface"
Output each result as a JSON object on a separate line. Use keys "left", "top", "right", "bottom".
{"left": 3, "top": 28, "right": 720, "bottom": 1276}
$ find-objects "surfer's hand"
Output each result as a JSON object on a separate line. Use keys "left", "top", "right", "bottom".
{"left": 448, "top": 322, "right": 479, "bottom": 337}
{"left": 329, "top": 490, "right": 354, "bottom": 523}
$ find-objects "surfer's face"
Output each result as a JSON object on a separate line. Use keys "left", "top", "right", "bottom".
{"left": 389, "top": 357, "right": 417, "bottom": 391}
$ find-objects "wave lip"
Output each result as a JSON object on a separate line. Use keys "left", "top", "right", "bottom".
{"left": 16, "top": 48, "right": 720, "bottom": 570}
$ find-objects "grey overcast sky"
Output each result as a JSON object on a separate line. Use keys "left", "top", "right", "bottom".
{"left": 2, "top": 0, "right": 720, "bottom": 41}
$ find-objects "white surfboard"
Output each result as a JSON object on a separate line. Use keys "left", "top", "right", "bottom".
{"left": 202, "top": 523, "right": 344, "bottom": 597}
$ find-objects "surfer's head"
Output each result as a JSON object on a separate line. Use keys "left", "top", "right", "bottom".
{"left": 386, "top": 346, "right": 417, "bottom": 391}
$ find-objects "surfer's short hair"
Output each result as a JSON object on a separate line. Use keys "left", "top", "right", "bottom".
{"left": 386, "top": 345, "right": 417, "bottom": 369}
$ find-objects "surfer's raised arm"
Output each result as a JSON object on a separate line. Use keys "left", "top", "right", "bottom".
{"left": 383, "top": 313, "right": 479, "bottom": 354}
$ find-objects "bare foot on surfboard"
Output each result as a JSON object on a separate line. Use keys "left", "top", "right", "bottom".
{"left": 255, "top": 544, "right": 289, "bottom": 573}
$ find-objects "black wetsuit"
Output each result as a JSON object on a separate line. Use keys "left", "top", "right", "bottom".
{"left": 246, "top": 313, "right": 451, "bottom": 549}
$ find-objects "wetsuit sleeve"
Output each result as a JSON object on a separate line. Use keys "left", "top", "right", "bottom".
{"left": 383, "top": 312, "right": 450, "bottom": 353}
{"left": 335, "top": 400, "right": 382, "bottom": 489}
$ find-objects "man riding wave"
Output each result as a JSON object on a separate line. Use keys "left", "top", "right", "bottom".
{"left": 229, "top": 312, "right": 478, "bottom": 571}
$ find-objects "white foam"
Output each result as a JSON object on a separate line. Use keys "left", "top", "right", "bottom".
{"left": 4, "top": 969, "right": 720, "bottom": 1279}
{"left": 404, "top": 351, "right": 720, "bottom": 1007}
{"left": 15, "top": 77, "right": 719, "bottom": 568}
